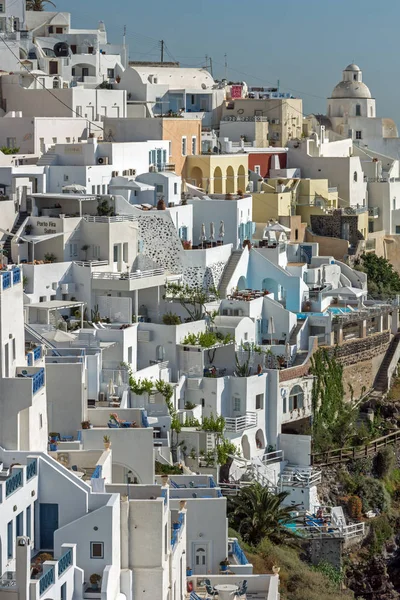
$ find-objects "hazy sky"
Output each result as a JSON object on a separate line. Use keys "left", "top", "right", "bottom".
{"left": 55, "top": 0, "right": 400, "bottom": 121}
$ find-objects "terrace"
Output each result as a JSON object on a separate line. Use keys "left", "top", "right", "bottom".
{"left": 187, "top": 574, "right": 278, "bottom": 600}
{"left": 0, "top": 267, "right": 21, "bottom": 292}
{"left": 0, "top": 458, "right": 38, "bottom": 503}
{"left": 48, "top": 448, "right": 111, "bottom": 482}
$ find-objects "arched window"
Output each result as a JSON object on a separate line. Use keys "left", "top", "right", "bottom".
{"left": 355, "top": 104, "right": 361, "bottom": 117}
{"left": 353, "top": 171, "right": 358, "bottom": 182}
{"left": 370, "top": 106, "right": 373, "bottom": 117}
{"left": 295, "top": 228, "right": 299, "bottom": 241}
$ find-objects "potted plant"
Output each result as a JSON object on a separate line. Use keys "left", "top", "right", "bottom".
{"left": 89, "top": 573, "right": 101, "bottom": 590}
{"left": 81, "top": 420, "right": 91, "bottom": 430}
{"left": 187, "top": 566, "right": 193, "bottom": 576}
{"left": 172, "top": 521, "right": 180, "bottom": 530}
{"left": 103, "top": 435, "right": 111, "bottom": 450}
{"left": 220, "top": 558, "right": 229, "bottom": 572}
{"left": 157, "top": 197, "right": 166, "bottom": 210}
{"left": 25, "top": 224, "right": 32, "bottom": 235}
{"left": 49, "top": 438, "right": 58, "bottom": 451}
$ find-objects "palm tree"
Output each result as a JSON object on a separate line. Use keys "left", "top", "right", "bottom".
{"left": 228, "top": 483, "right": 299, "bottom": 547}
{"left": 26, "top": 0, "right": 56, "bottom": 11}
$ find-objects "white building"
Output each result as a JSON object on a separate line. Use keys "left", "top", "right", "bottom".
{"left": 119, "top": 66, "right": 225, "bottom": 128}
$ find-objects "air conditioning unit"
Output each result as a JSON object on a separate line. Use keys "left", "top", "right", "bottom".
{"left": 97, "top": 156, "right": 109, "bottom": 165}
{"left": 270, "top": 119, "right": 280, "bottom": 125}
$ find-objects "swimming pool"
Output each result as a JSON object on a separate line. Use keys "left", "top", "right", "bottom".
{"left": 327, "top": 307, "right": 354, "bottom": 315}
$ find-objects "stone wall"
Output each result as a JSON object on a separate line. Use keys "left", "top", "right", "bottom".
{"left": 326, "top": 331, "right": 390, "bottom": 366}
{"left": 308, "top": 537, "right": 344, "bottom": 570}
{"left": 342, "top": 353, "right": 387, "bottom": 401}
{"left": 310, "top": 213, "right": 361, "bottom": 245}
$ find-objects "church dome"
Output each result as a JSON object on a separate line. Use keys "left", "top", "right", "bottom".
{"left": 331, "top": 80, "right": 372, "bottom": 99}
{"left": 344, "top": 63, "right": 361, "bottom": 72}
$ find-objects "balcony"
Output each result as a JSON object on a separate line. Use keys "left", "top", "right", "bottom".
{"left": 16, "top": 367, "right": 45, "bottom": 394}
{"left": 225, "top": 412, "right": 257, "bottom": 432}
{"left": 368, "top": 206, "right": 379, "bottom": 218}
{"left": 27, "top": 345, "right": 42, "bottom": 366}
{"left": 1, "top": 267, "right": 21, "bottom": 291}
{"left": 0, "top": 459, "right": 37, "bottom": 503}
{"left": 171, "top": 511, "right": 185, "bottom": 549}
{"left": 92, "top": 269, "right": 166, "bottom": 291}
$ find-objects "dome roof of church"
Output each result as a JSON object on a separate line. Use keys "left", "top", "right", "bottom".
{"left": 331, "top": 80, "right": 371, "bottom": 99}
{"left": 344, "top": 63, "right": 361, "bottom": 72}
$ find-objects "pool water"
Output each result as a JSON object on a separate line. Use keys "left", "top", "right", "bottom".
{"left": 327, "top": 307, "right": 354, "bottom": 315}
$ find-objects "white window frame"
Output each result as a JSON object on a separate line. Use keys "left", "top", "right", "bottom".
{"left": 182, "top": 136, "right": 187, "bottom": 157}
{"left": 355, "top": 130, "right": 362, "bottom": 140}
{"left": 90, "top": 542, "right": 104, "bottom": 559}
{"left": 254, "top": 165, "right": 261, "bottom": 175}
{"left": 233, "top": 396, "right": 241, "bottom": 412}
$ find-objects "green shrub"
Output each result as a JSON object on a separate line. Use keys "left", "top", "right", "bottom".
{"left": 374, "top": 447, "right": 396, "bottom": 479}
{"left": 162, "top": 312, "right": 181, "bottom": 325}
{"left": 355, "top": 476, "right": 391, "bottom": 513}
{"left": 366, "top": 515, "right": 393, "bottom": 556}
{"left": 347, "top": 496, "right": 362, "bottom": 520}
{"left": 347, "top": 457, "right": 372, "bottom": 477}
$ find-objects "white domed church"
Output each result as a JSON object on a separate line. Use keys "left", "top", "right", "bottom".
{"left": 325, "top": 64, "right": 400, "bottom": 158}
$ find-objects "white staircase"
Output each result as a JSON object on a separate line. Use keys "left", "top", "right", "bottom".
{"left": 37, "top": 145, "right": 57, "bottom": 166}
{"left": 218, "top": 250, "right": 243, "bottom": 298}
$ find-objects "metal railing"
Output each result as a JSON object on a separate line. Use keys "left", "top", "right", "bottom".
{"left": 83, "top": 215, "right": 139, "bottom": 223}
{"left": 74, "top": 260, "right": 109, "bottom": 267}
{"left": 225, "top": 412, "right": 257, "bottom": 432}
{"left": 280, "top": 469, "right": 322, "bottom": 487}
{"left": 32, "top": 369, "right": 45, "bottom": 394}
{"left": 5, "top": 469, "right": 23, "bottom": 497}
{"left": 58, "top": 548, "right": 73, "bottom": 576}
{"left": 92, "top": 268, "right": 165, "bottom": 280}
{"left": 231, "top": 539, "right": 249, "bottom": 565}
{"left": 261, "top": 450, "right": 284, "bottom": 465}
{"left": 39, "top": 566, "right": 54, "bottom": 596}
{"left": 26, "top": 459, "right": 37, "bottom": 481}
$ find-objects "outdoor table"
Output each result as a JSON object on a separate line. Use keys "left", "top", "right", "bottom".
{"left": 214, "top": 583, "right": 239, "bottom": 600}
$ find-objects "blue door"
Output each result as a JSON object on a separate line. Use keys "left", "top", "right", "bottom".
{"left": 40, "top": 504, "right": 58, "bottom": 550}
{"left": 16, "top": 512, "right": 23, "bottom": 537}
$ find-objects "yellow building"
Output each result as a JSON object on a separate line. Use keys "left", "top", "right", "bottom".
{"left": 184, "top": 154, "right": 248, "bottom": 194}
{"left": 296, "top": 179, "right": 339, "bottom": 225}
{"left": 252, "top": 180, "right": 294, "bottom": 223}
{"left": 221, "top": 97, "right": 303, "bottom": 146}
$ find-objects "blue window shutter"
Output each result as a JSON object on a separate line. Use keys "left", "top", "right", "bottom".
{"left": 182, "top": 226, "right": 188, "bottom": 241}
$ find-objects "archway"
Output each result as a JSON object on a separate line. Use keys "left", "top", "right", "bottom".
{"left": 226, "top": 166, "right": 235, "bottom": 194}
{"left": 255, "top": 429, "right": 265, "bottom": 450}
{"left": 112, "top": 462, "right": 141, "bottom": 484}
{"left": 237, "top": 165, "right": 246, "bottom": 192}
{"left": 262, "top": 277, "right": 279, "bottom": 297}
{"left": 156, "top": 345, "right": 165, "bottom": 362}
{"left": 190, "top": 166, "right": 203, "bottom": 189}
{"left": 237, "top": 275, "right": 247, "bottom": 291}
{"left": 241, "top": 434, "right": 250, "bottom": 460}
{"left": 288, "top": 385, "right": 304, "bottom": 411}
{"left": 213, "top": 166, "right": 223, "bottom": 194}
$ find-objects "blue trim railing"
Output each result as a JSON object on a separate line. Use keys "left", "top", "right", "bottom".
{"left": 2, "top": 271, "right": 11, "bottom": 290}
{"left": 33, "top": 346, "right": 41, "bottom": 361}
{"left": 232, "top": 539, "right": 249, "bottom": 565}
{"left": 190, "top": 593, "right": 202, "bottom": 600}
{"left": 26, "top": 459, "right": 37, "bottom": 481}
{"left": 27, "top": 353, "right": 33, "bottom": 366}
{"left": 209, "top": 477, "right": 216, "bottom": 488}
{"left": 161, "top": 489, "right": 168, "bottom": 505}
{"left": 32, "top": 368, "right": 45, "bottom": 394}
{"left": 171, "top": 512, "right": 185, "bottom": 548}
{"left": 5, "top": 469, "right": 23, "bottom": 498}
{"left": 58, "top": 548, "right": 72, "bottom": 577}
{"left": 12, "top": 267, "right": 21, "bottom": 285}
{"left": 39, "top": 566, "right": 54, "bottom": 596}
{"left": 92, "top": 465, "right": 102, "bottom": 479}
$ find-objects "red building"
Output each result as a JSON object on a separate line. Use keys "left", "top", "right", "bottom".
{"left": 247, "top": 150, "right": 288, "bottom": 178}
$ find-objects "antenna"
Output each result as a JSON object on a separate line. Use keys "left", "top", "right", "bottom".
{"left": 160, "top": 40, "right": 164, "bottom": 63}
{"left": 224, "top": 53, "right": 227, "bottom": 80}
{"left": 209, "top": 57, "right": 213, "bottom": 78}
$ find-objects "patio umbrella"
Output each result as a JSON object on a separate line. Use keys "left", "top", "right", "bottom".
{"left": 210, "top": 222, "right": 215, "bottom": 240}
{"left": 62, "top": 183, "right": 87, "bottom": 193}
{"left": 117, "top": 371, "right": 123, "bottom": 387}
{"left": 264, "top": 222, "right": 291, "bottom": 233}
{"left": 326, "top": 286, "right": 366, "bottom": 298}
{"left": 219, "top": 220, "right": 225, "bottom": 240}
{"left": 268, "top": 316, "right": 275, "bottom": 344}
{"left": 108, "top": 379, "right": 116, "bottom": 396}
{"left": 200, "top": 223, "right": 207, "bottom": 248}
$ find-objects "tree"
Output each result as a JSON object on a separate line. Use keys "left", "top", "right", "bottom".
{"left": 310, "top": 348, "right": 358, "bottom": 452}
{"left": 228, "top": 483, "right": 299, "bottom": 546}
{"left": 26, "top": 0, "right": 56, "bottom": 10}
{"left": 163, "top": 281, "right": 218, "bottom": 322}
{"left": 355, "top": 253, "right": 400, "bottom": 298}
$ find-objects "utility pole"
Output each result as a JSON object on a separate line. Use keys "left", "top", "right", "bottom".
{"left": 122, "top": 25, "right": 127, "bottom": 68}
{"left": 224, "top": 53, "right": 228, "bottom": 80}
{"left": 209, "top": 57, "right": 213, "bottom": 78}
{"left": 205, "top": 54, "right": 208, "bottom": 70}
{"left": 160, "top": 40, "right": 164, "bottom": 63}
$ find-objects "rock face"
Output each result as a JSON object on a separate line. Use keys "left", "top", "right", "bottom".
{"left": 347, "top": 555, "right": 398, "bottom": 599}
